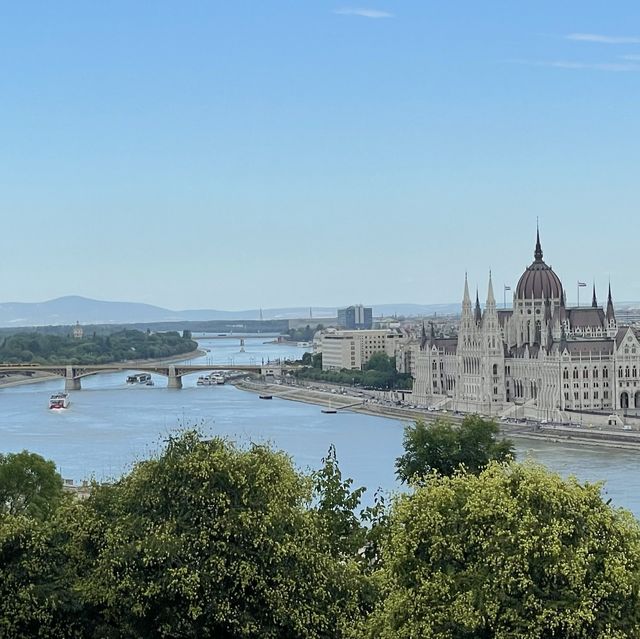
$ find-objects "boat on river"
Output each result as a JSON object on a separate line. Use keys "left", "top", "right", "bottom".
{"left": 259, "top": 394, "right": 273, "bottom": 400}
{"left": 49, "top": 393, "right": 70, "bottom": 409}
{"left": 126, "top": 373, "right": 152, "bottom": 384}
{"left": 197, "top": 373, "right": 226, "bottom": 386}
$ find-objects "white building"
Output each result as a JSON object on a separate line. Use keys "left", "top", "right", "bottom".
{"left": 320, "top": 329, "right": 401, "bottom": 371}
{"left": 413, "top": 230, "right": 638, "bottom": 421}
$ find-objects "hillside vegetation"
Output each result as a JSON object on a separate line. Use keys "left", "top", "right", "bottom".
{"left": 0, "top": 329, "right": 197, "bottom": 365}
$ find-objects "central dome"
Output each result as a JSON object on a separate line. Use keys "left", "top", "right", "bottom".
{"left": 515, "top": 230, "right": 563, "bottom": 300}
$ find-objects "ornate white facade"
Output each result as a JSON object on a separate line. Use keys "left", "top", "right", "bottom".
{"left": 413, "top": 231, "right": 640, "bottom": 420}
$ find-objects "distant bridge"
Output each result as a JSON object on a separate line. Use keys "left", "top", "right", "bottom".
{"left": 0, "top": 362, "right": 294, "bottom": 390}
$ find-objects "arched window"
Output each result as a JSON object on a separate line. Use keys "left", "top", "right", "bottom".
{"left": 492, "top": 364, "right": 498, "bottom": 376}
{"left": 626, "top": 366, "right": 630, "bottom": 378}
{"left": 583, "top": 367, "right": 588, "bottom": 379}
{"left": 619, "top": 367, "right": 623, "bottom": 378}
{"left": 633, "top": 366, "right": 637, "bottom": 378}
{"left": 563, "top": 369, "right": 569, "bottom": 380}
{"left": 573, "top": 369, "right": 579, "bottom": 379}
{"left": 593, "top": 368, "right": 599, "bottom": 378}
{"left": 603, "top": 367, "right": 609, "bottom": 378}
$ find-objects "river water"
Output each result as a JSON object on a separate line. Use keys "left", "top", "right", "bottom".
{"left": 1, "top": 336, "right": 639, "bottom": 517}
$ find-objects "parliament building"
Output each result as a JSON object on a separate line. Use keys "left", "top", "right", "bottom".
{"left": 412, "top": 231, "right": 640, "bottom": 421}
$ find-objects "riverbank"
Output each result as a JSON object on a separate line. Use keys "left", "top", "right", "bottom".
{"left": 233, "top": 379, "right": 640, "bottom": 452}
{"left": 0, "top": 348, "right": 205, "bottom": 389}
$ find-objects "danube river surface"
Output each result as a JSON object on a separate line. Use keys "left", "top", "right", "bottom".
{"left": 1, "top": 336, "right": 640, "bottom": 516}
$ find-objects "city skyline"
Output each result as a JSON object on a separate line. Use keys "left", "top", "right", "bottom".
{"left": 1, "top": 2, "right": 639, "bottom": 309}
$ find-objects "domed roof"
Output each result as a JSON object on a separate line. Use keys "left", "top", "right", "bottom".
{"left": 515, "top": 230, "right": 563, "bottom": 300}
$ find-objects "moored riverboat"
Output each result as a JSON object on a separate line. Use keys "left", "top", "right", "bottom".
{"left": 126, "top": 373, "right": 152, "bottom": 384}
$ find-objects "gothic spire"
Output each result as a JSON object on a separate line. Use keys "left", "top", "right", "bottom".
{"left": 420, "top": 321, "right": 427, "bottom": 349}
{"left": 486, "top": 270, "right": 496, "bottom": 307}
{"left": 463, "top": 272, "right": 471, "bottom": 306}
{"left": 474, "top": 289, "right": 482, "bottom": 324}
{"left": 606, "top": 283, "right": 615, "bottom": 322}
{"left": 592, "top": 283, "right": 598, "bottom": 308}
{"left": 534, "top": 222, "right": 543, "bottom": 261}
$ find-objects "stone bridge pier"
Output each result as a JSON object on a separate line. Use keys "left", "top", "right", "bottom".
{"left": 167, "top": 365, "right": 182, "bottom": 389}
{"left": 65, "top": 366, "right": 82, "bottom": 391}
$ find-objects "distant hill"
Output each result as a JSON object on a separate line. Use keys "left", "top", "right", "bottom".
{"left": 2, "top": 296, "right": 637, "bottom": 329}
{"left": 0, "top": 296, "right": 464, "bottom": 328}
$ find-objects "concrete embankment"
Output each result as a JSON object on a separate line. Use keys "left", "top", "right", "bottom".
{"left": 233, "top": 379, "right": 640, "bottom": 452}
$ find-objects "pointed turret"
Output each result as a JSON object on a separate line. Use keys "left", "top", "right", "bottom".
{"left": 534, "top": 222, "right": 543, "bottom": 262}
{"left": 606, "top": 283, "right": 615, "bottom": 322}
{"left": 486, "top": 271, "right": 496, "bottom": 307}
{"left": 474, "top": 289, "right": 482, "bottom": 324}
{"left": 420, "top": 321, "right": 427, "bottom": 350}
{"left": 559, "top": 290, "right": 567, "bottom": 322}
{"left": 592, "top": 284, "right": 598, "bottom": 308}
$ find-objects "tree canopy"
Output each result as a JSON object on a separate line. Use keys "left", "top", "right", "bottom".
{"left": 0, "top": 329, "right": 197, "bottom": 365}
{"left": 395, "top": 415, "right": 514, "bottom": 483}
{"left": 0, "top": 451, "right": 65, "bottom": 519}
{"left": 366, "top": 462, "right": 640, "bottom": 638}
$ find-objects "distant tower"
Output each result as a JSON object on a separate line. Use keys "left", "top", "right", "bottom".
{"left": 240, "top": 338, "right": 245, "bottom": 353}
{"left": 309, "top": 306, "right": 313, "bottom": 320}
{"left": 259, "top": 308, "right": 263, "bottom": 321}
{"left": 72, "top": 321, "right": 83, "bottom": 339}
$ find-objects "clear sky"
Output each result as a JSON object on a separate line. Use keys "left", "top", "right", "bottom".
{"left": 1, "top": 2, "right": 639, "bottom": 310}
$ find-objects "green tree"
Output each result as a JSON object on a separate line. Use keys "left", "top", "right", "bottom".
{"left": 365, "top": 462, "right": 640, "bottom": 638}
{"left": 395, "top": 415, "right": 513, "bottom": 483}
{"left": 70, "top": 432, "right": 363, "bottom": 638}
{"left": 364, "top": 352, "right": 395, "bottom": 373}
{"left": 312, "top": 445, "right": 366, "bottom": 558}
{"left": 0, "top": 451, "right": 65, "bottom": 519}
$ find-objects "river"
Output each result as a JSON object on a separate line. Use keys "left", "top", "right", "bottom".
{"left": 1, "top": 336, "right": 639, "bottom": 516}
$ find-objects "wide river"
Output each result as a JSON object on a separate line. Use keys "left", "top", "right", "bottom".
{"left": 1, "top": 336, "right": 639, "bottom": 516}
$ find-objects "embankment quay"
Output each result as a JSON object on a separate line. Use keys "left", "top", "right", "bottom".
{"left": 233, "top": 379, "right": 640, "bottom": 451}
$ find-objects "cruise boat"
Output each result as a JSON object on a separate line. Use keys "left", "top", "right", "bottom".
{"left": 212, "top": 373, "right": 225, "bottom": 385}
{"left": 197, "top": 373, "right": 226, "bottom": 386}
{"left": 49, "top": 393, "right": 70, "bottom": 409}
{"left": 126, "top": 373, "right": 152, "bottom": 384}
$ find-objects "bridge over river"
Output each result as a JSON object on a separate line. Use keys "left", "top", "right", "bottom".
{"left": 0, "top": 362, "right": 293, "bottom": 390}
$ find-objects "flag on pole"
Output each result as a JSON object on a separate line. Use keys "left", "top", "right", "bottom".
{"left": 504, "top": 285, "right": 511, "bottom": 291}
{"left": 578, "top": 282, "right": 587, "bottom": 287}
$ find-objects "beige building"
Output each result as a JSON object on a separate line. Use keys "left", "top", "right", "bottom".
{"left": 413, "top": 230, "right": 638, "bottom": 422}
{"left": 320, "top": 329, "right": 401, "bottom": 371}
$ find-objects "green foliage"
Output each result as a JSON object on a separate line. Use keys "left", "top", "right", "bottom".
{"left": 364, "top": 352, "right": 395, "bottom": 373}
{"left": 0, "top": 330, "right": 197, "bottom": 365}
{"left": 67, "top": 432, "right": 364, "bottom": 638}
{"left": 0, "top": 514, "right": 84, "bottom": 639}
{"left": 287, "top": 324, "right": 324, "bottom": 342}
{"left": 395, "top": 415, "right": 514, "bottom": 483}
{"left": 366, "top": 462, "right": 640, "bottom": 638}
{"left": 0, "top": 451, "right": 65, "bottom": 519}
{"left": 312, "top": 445, "right": 366, "bottom": 558}
{"left": 295, "top": 350, "right": 412, "bottom": 390}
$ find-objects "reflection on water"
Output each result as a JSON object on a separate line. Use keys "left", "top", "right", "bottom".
{"left": 0, "top": 337, "right": 639, "bottom": 516}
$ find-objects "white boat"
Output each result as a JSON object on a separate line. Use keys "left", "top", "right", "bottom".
{"left": 49, "top": 393, "right": 70, "bottom": 409}
{"left": 296, "top": 341, "right": 312, "bottom": 347}
{"left": 197, "top": 373, "right": 226, "bottom": 386}
{"left": 126, "top": 373, "right": 152, "bottom": 384}
{"left": 212, "top": 373, "right": 225, "bottom": 385}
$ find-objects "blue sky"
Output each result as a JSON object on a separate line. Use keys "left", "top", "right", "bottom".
{"left": 1, "top": 2, "right": 639, "bottom": 310}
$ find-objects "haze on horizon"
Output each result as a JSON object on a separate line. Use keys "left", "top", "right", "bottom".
{"left": 1, "top": 2, "right": 638, "bottom": 311}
